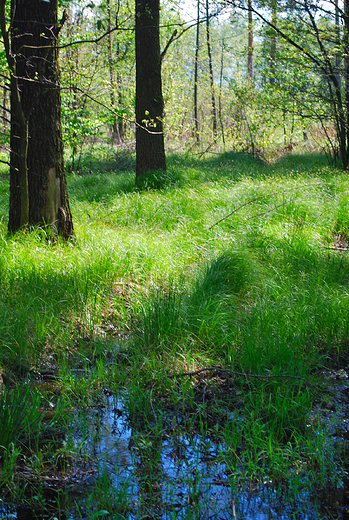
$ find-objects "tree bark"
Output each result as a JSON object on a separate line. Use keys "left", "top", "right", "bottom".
{"left": 8, "top": 0, "right": 73, "bottom": 237}
{"left": 135, "top": 0, "right": 166, "bottom": 177}
{"left": 11, "top": 76, "right": 29, "bottom": 228}
{"left": 344, "top": 0, "right": 349, "bottom": 168}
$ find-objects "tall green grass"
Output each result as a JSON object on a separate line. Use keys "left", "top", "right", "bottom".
{"left": 0, "top": 151, "right": 347, "bottom": 376}
{"left": 0, "top": 150, "right": 348, "bottom": 502}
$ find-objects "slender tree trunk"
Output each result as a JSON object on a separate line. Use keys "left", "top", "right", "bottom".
{"left": 344, "top": 0, "right": 349, "bottom": 167}
{"left": 107, "top": 0, "right": 119, "bottom": 144}
{"left": 335, "top": 0, "right": 341, "bottom": 71}
{"left": 116, "top": 41, "right": 125, "bottom": 143}
{"left": 328, "top": 74, "right": 347, "bottom": 168}
{"left": 2, "top": 85, "right": 8, "bottom": 132}
{"left": 135, "top": 0, "right": 166, "bottom": 177}
{"left": 270, "top": 2, "right": 277, "bottom": 83}
{"left": 219, "top": 39, "right": 226, "bottom": 149}
{"left": 248, "top": 0, "right": 253, "bottom": 81}
{"left": 206, "top": 0, "right": 217, "bottom": 140}
{"left": 8, "top": 0, "right": 73, "bottom": 236}
{"left": 10, "top": 76, "right": 28, "bottom": 228}
{"left": 282, "top": 108, "right": 287, "bottom": 145}
{"left": 194, "top": 0, "right": 200, "bottom": 144}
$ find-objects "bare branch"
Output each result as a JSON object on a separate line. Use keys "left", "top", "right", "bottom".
{"left": 0, "top": 104, "right": 11, "bottom": 114}
{"left": 227, "top": 0, "right": 325, "bottom": 72}
{"left": 0, "top": 158, "right": 10, "bottom": 167}
{"left": 63, "top": 85, "right": 162, "bottom": 134}
{"left": 169, "top": 366, "right": 316, "bottom": 387}
{"left": 160, "top": 29, "right": 177, "bottom": 63}
{"left": 209, "top": 182, "right": 332, "bottom": 229}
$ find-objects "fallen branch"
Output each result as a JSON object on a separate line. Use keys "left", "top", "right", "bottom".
{"left": 323, "top": 246, "right": 349, "bottom": 251}
{"left": 209, "top": 182, "right": 332, "bottom": 230}
{"left": 169, "top": 366, "right": 316, "bottom": 387}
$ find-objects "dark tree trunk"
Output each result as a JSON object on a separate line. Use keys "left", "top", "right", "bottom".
{"left": 8, "top": 0, "right": 73, "bottom": 237}
{"left": 2, "top": 84, "right": 8, "bottom": 132}
{"left": 135, "top": 0, "right": 166, "bottom": 177}
{"left": 344, "top": 0, "right": 349, "bottom": 168}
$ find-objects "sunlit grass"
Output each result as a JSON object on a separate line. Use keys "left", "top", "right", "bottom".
{"left": 0, "top": 150, "right": 348, "bottom": 515}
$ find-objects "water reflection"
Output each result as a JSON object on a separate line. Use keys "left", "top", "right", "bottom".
{"left": 1, "top": 393, "right": 349, "bottom": 519}
{"left": 69, "top": 395, "right": 349, "bottom": 519}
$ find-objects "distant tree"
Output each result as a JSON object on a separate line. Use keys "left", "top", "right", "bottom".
{"left": 194, "top": 0, "right": 200, "bottom": 143}
{"left": 0, "top": 0, "right": 73, "bottom": 236}
{"left": 248, "top": 0, "right": 253, "bottom": 80}
{"left": 228, "top": 0, "right": 349, "bottom": 168}
{"left": 206, "top": 0, "right": 217, "bottom": 140}
{"left": 135, "top": 0, "right": 166, "bottom": 177}
{"left": 270, "top": 0, "right": 277, "bottom": 83}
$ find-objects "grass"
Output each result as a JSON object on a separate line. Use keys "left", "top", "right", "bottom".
{"left": 0, "top": 149, "right": 348, "bottom": 517}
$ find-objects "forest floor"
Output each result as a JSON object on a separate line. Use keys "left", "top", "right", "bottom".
{"left": 0, "top": 150, "right": 349, "bottom": 518}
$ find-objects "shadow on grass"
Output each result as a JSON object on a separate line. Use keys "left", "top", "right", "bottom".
{"left": 136, "top": 239, "right": 349, "bottom": 364}
{"left": 0, "top": 248, "right": 119, "bottom": 373}
{"left": 67, "top": 150, "right": 335, "bottom": 204}
{"left": 167, "top": 151, "right": 332, "bottom": 183}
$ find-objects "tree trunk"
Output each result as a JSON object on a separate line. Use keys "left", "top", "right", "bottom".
{"left": 194, "top": 0, "right": 200, "bottom": 144}
{"left": 107, "top": 0, "right": 120, "bottom": 145}
{"left": 219, "top": 38, "right": 226, "bottom": 148}
{"left": 344, "top": 0, "right": 349, "bottom": 168}
{"left": 270, "top": 2, "right": 277, "bottom": 83}
{"left": 248, "top": 0, "right": 253, "bottom": 81}
{"left": 2, "top": 84, "right": 8, "bottom": 132}
{"left": 135, "top": 0, "right": 166, "bottom": 177}
{"left": 206, "top": 0, "right": 217, "bottom": 141}
{"left": 116, "top": 41, "right": 125, "bottom": 143}
{"left": 8, "top": 0, "right": 73, "bottom": 237}
{"left": 335, "top": 0, "right": 340, "bottom": 71}
{"left": 10, "top": 76, "right": 29, "bottom": 228}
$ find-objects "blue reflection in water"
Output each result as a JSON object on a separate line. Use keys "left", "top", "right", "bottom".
{"left": 0, "top": 393, "right": 347, "bottom": 519}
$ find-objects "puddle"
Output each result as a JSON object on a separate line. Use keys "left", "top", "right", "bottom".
{"left": 59, "top": 395, "right": 349, "bottom": 518}
{"left": 2, "top": 376, "right": 349, "bottom": 519}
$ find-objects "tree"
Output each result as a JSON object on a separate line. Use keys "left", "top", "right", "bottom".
{"left": 206, "top": 0, "right": 217, "bottom": 139}
{"left": 228, "top": 0, "right": 349, "bottom": 168}
{"left": 105, "top": 0, "right": 126, "bottom": 144}
{"left": 194, "top": 0, "right": 200, "bottom": 143}
{"left": 270, "top": 0, "right": 277, "bottom": 83}
{"left": 247, "top": 0, "right": 253, "bottom": 80}
{"left": 0, "top": 0, "right": 73, "bottom": 236}
{"left": 135, "top": 0, "right": 166, "bottom": 177}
